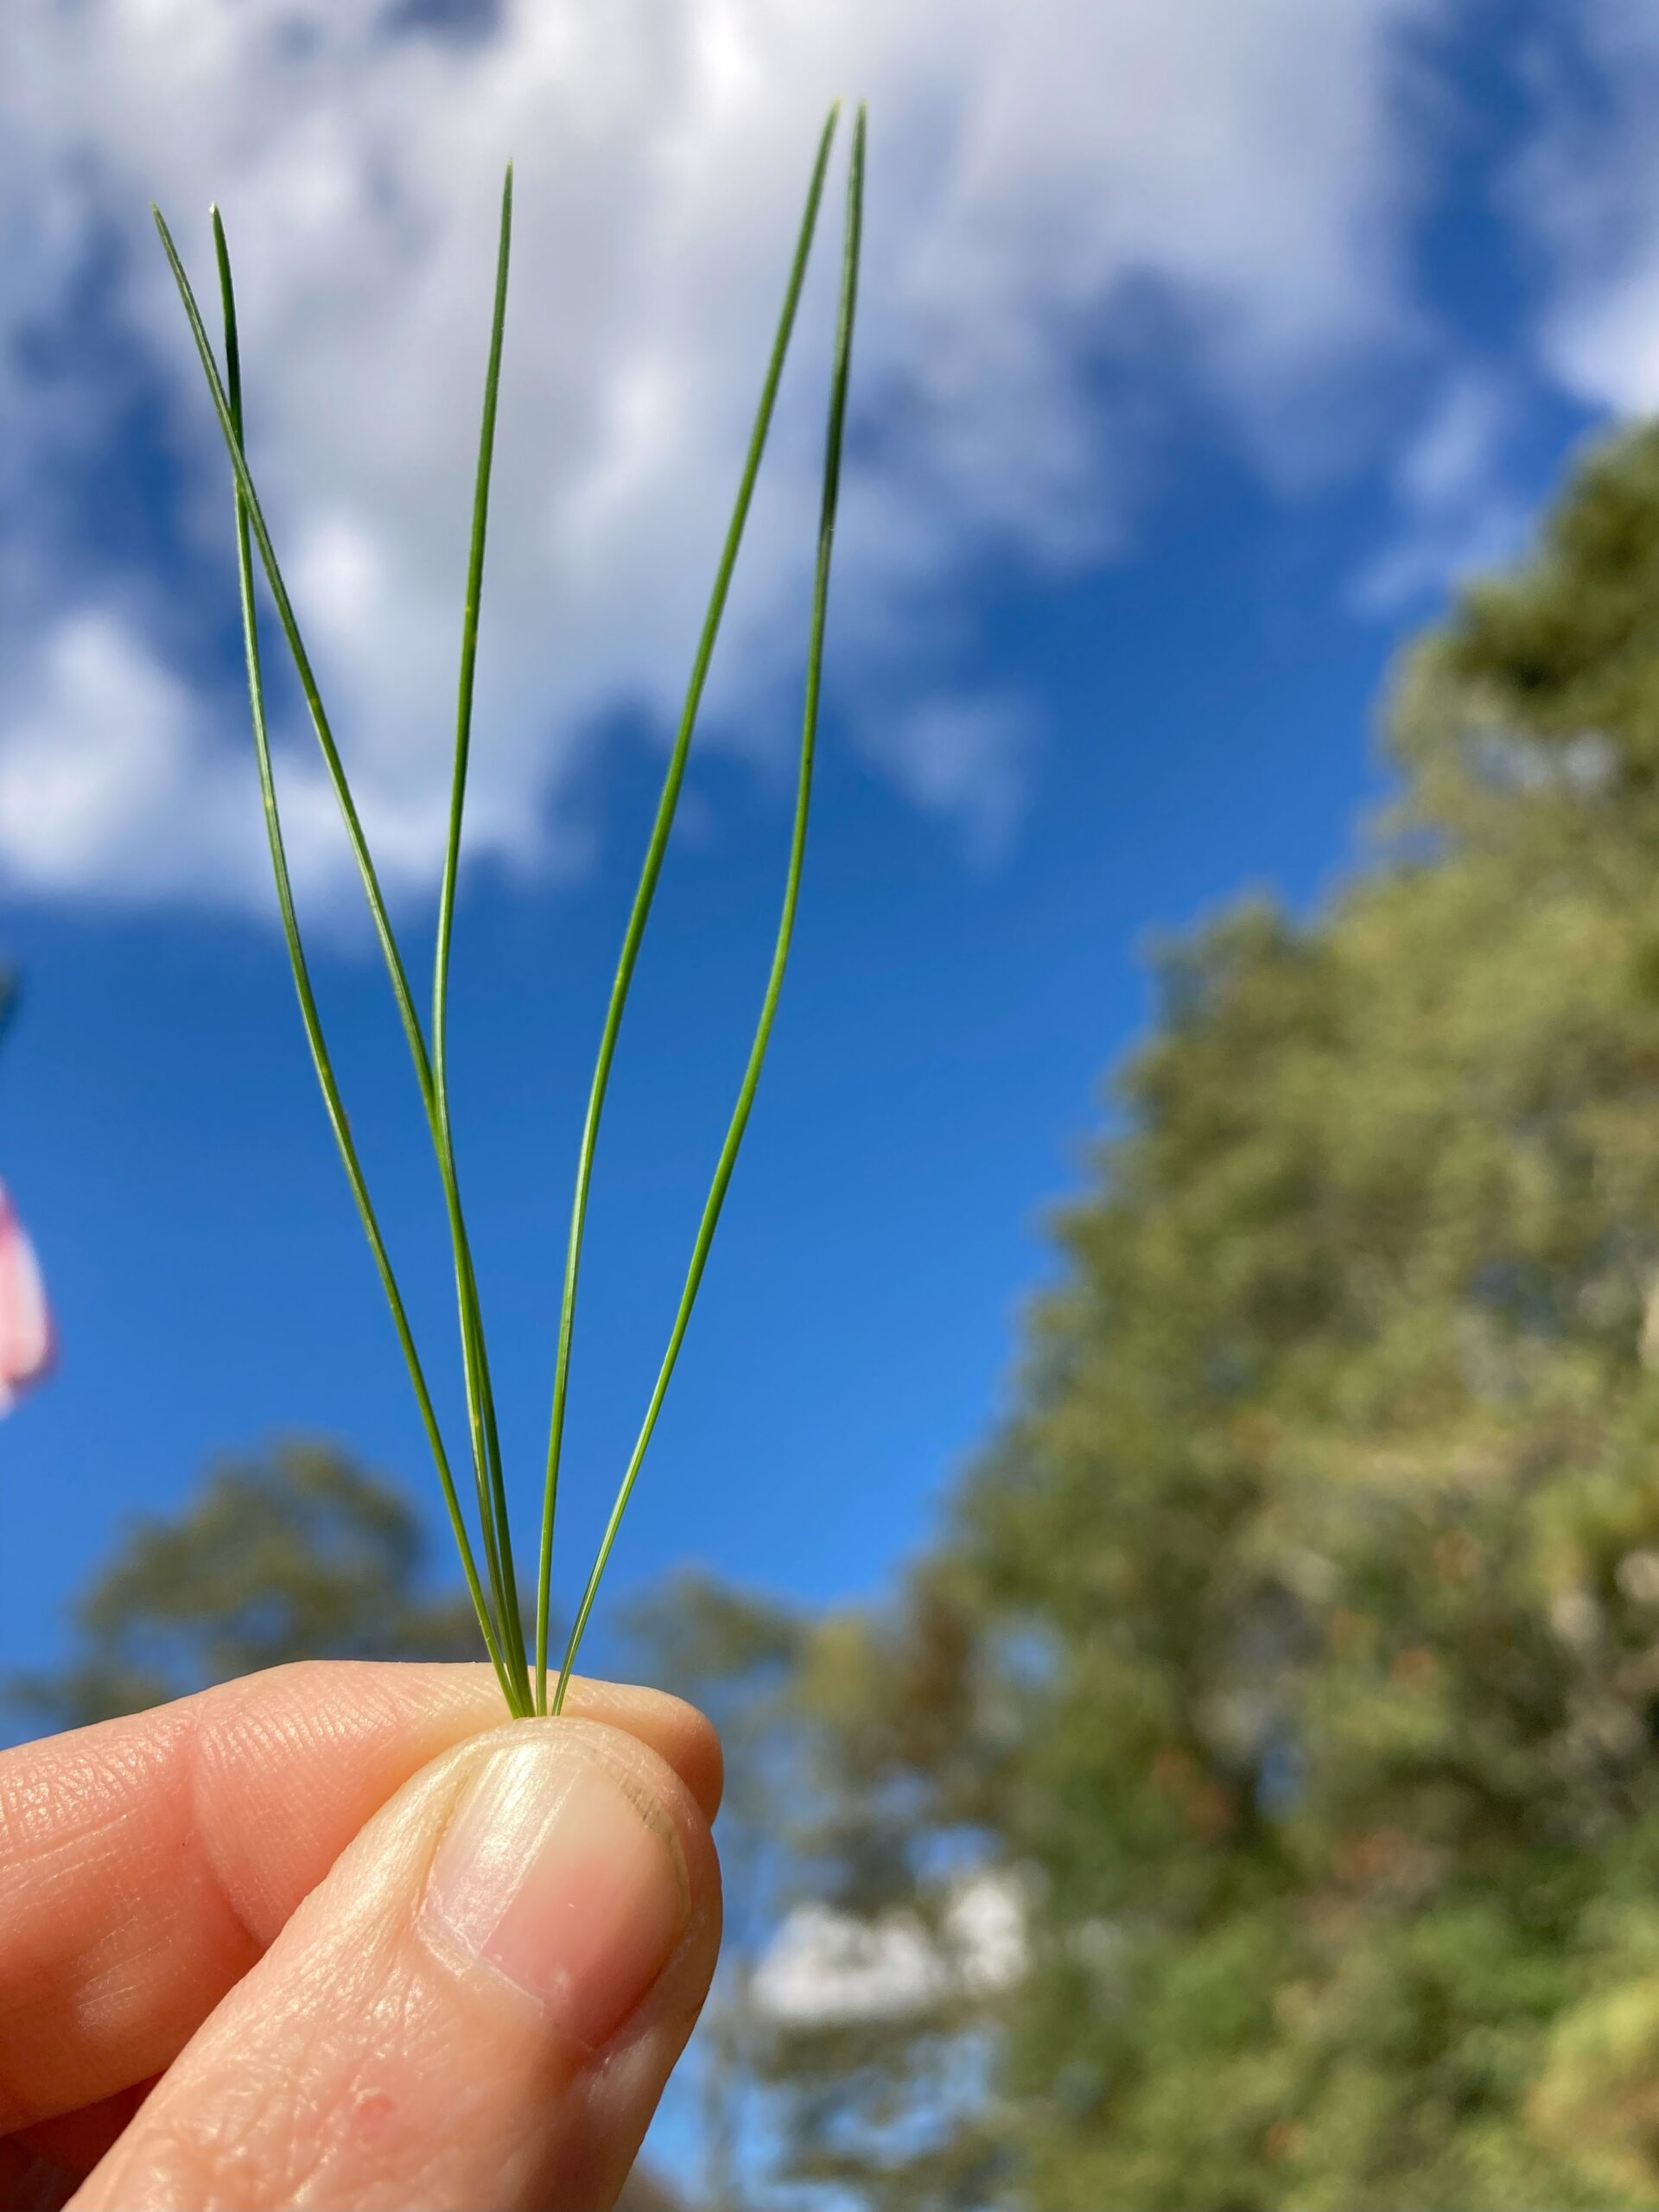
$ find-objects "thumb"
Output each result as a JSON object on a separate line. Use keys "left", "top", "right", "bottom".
{"left": 71, "top": 1717, "right": 721, "bottom": 2212}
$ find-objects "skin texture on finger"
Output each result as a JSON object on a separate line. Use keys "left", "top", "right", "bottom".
{"left": 70, "top": 1719, "right": 721, "bottom": 2212}
{"left": 0, "top": 1663, "right": 720, "bottom": 2136}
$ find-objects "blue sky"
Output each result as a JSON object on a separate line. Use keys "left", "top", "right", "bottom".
{"left": 0, "top": 0, "right": 1651, "bottom": 1702}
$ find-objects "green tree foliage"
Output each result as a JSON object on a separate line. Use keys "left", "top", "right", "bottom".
{"left": 8, "top": 1440, "right": 480, "bottom": 1730}
{"left": 767, "top": 423, "right": 1659, "bottom": 2209}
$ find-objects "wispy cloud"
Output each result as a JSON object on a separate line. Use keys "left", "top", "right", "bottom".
{"left": 2, "top": 0, "right": 1440, "bottom": 906}
{"left": 1507, "top": 1, "right": 1659, "bottom": 417}
{"left": 1350, "top": 368, "right": 1534, "bottom": 614}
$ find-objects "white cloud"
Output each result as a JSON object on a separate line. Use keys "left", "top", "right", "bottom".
{"left": 868, "top": 692, "right": 1038, "bottom": 865}
{"left": 0, "top": 613, "right": 257, "bottom": 900}
{"left": 0, "top": 0, "right": 1440, "bottom": 907}
{"left": 1509, "top": 3, "right": 1659, "bottom": 416}
{"left": 752, "top": 1869, "right": 1027, "bottom": 2026}
{"left": 753, "top": 1901, "right": 947, "bottom": 2024}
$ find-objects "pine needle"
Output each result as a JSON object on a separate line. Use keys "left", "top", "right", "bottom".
{"left": 207, "top": 209, "right": 521, "bottom": 1708}
{"left": 155, "top": 103, "right": 867, "bottom": 1716}
{"left": 532, "top": 103, "right": 847, "bottom": 1711}
{"left": 552, "top": 105, "right": 867, "bottom": 1713}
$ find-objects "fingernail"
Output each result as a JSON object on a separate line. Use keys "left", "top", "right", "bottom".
{"left": 423, "top": 1736, "right": 689, "bottom": 2046}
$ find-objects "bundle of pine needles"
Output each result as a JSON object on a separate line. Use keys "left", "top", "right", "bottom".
{"left": 152, "top": 101, "right": 866, "bottom": 1717}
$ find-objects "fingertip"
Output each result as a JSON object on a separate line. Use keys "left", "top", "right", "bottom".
{"left": 0, "top": 1661, "right": 725, "bottom": 2163}
{"left": 73, "top": 1714, "right": 722, "bottom": 2212}
{"left": 559, "top": 1678, "right": 725, "bottom": 1825}
{"left": 422, "top": 1725, "right": 698, "bottom": 2048}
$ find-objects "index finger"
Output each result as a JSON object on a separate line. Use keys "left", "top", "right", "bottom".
{"left": 0, "top": 1661, "right": 721, "bottom": 2133}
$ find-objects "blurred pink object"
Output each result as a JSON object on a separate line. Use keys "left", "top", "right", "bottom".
{"left": 0, "top": 1179, "right": 52, "bottom": 1412}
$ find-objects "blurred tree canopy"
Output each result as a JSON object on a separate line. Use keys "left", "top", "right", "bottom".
{"left": 759, "top": 422, "right": 1659, "bottom": 2209}
{"left": 6, "top": 1440, "right": 480, "bottom": 1730}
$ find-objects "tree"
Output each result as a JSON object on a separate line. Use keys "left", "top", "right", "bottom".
{"left": 767, "top": 421, "right": 1659, "bottom": 2209}
{"left": 7, "top": 1439, "right": 480, "bottom": 1730}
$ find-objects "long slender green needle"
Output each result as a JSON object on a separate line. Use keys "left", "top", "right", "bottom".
{"left": 433, "top": 166, "right": 528, "bottom": 1694}
{"left": 156, "top": 209, "right": 437, "bottom": 1108}
{"left": 437, "top": 165, "right": 512, "bottom": 1061}
{"left": 552, "top": 105, "right": 866, "bottom": 1714}
{"left": 211, "top": 210, "right": 521, "bottom": 1711}
{"left": 533, "top": 101, "right": 844, "bottom": 1712}
{"left": 159, "top": 202, "right": 530, "bottom": 1707}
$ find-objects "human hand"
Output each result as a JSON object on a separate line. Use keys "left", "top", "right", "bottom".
{"left": 0, "top": 1662, "right": 722, "bottom": 2209}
